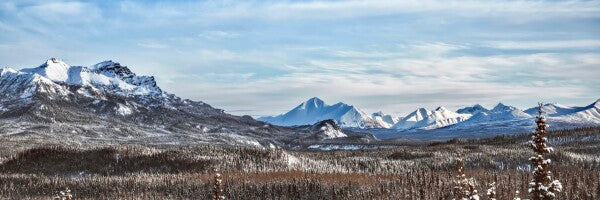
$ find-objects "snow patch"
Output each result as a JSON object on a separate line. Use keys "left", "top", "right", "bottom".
{"left": 116, "top": 104, "right": 133, "bottom": 116}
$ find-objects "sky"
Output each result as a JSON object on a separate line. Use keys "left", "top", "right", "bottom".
{"left": 0, "top": 0, "right": 599, "bottom": 117}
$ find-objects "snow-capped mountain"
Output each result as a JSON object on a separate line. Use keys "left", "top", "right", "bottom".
{"left": 546, "top": 99, "right": 600, "bottom": 124}
{"left": 0, "top": 58, "right": 296, "bottom": 147}
{"left": 309, "top": 119, "right": 347, "bottom": 139}
{"left": 524, "top": 103, "right": 583, "bottom": 117}
{"left": 391, "top": 107, "right": 471, "bottom": 130}
{"left": 462, "top": 103, "right": 531, "bottom": 124}
{"left": 456, "top": 104, "right": 489, "bottom": 115}
{"left": 258, "top": 97, "right": 387, "bottom": 128}
{"left": 371, "top": 111, "right": 400, "bottom": 128}
{"left": 390, "top": 108, "right": 431, "bottom": 129}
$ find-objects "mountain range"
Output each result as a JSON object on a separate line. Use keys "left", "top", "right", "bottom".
{"left": 1, "top": 58, "right": 598, "bottom": 145}
{"left": 259, "top": 97, "right": 600, "bottom": 136}
{"left": 257, "top": 97, "right": 393, "bottom": 128}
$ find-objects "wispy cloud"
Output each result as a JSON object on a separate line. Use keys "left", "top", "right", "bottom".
{"left": 485, "top": 40, "right": 600, "bottom": 50}
{"left": 0, "top": 0, "right": 598, "bottom": 116}
{"left": 137, "top": 42, "right": 169, "bottom": 49}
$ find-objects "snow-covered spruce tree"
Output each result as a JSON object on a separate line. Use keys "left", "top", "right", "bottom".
{"left": 213, "top": 169, "right": 225, "bottom": 200}
{"left": 528, "top": 103, "right": 562, "bottom": 200}
{"left": 453, "top": 152, "right": 479, "bottom": 200}
{"left": 486, "top": 182, "right": 496, "bottom": 200}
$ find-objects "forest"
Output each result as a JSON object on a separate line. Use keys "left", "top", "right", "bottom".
{"left": 0, "top": 125, "right": 598, "bottom": 199}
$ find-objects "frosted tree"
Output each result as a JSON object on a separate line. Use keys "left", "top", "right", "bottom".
{"left": 453, "top": 152, "right": 480, "bottom": 200}
{"left": 513, "top": 190, "right": 521, "bottom": 200}
{"left": 54, "top": 188, "right": 72, "bottom": 200}
{"left": 213, "top": 169, "right": 225, "bottom": 200}
{"left": 528, "top": 103, "right": 562, "bottom": 200}
{"left": 486, "top": 182, "right": 496, "bottom": 200}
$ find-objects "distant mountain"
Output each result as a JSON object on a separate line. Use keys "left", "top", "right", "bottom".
{"left": 308, "top": 119, "right": 347, "bottom": 139}
{"left": 456, "top": 104, "right": 489, "bottom": 115}
{"left": 257, "top": 97, "right": 387, "bottom": 128}
{"left": 548, "top": 99, "right": 600, "bottom": 124}
{"left": 371, "top": 111, "right": 401, "bottom": 128}
{"left": 391, "top": 107, "right": 471, "bottom": 130}
{"left": 461, "top": 103, "right": 531, "bottom": 124}
{"left": 525, "top": 103, "right": 585, "bottom": 117}
{"left": 0, "top": 58, "right": 295, "bottom": 147}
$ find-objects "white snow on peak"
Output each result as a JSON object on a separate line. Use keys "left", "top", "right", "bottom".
{"left": 371, "top": 111, "right": 400, "bottom": 128}
{"left": 392, "top": 106, "right": 471, "bottom": 130}
{"left": 258, "top": 97, "right": 386, "bottom": 128}
{"left": 461, "top": 103, "right": 531, "bottom": 124}
{"left": 21, "top": 58, "right": 71, "bottom": 82}
{"left": 319, "top": 123, "right": 347, "bottom": 138}
{"left": 7, "top": 59, "right": 162, "bottom": 98}
{"left": 547, "top": 100, "right": 600, "bottom": 124}
{"left": 391, "top": 108, "right": 431, "bottom": 129}
{"left": 525, "top": 103, "right": 580, "bottom": 117}
{"left": 0, "top": 67, "right": 19, "bottom": 77}
{"left": 298, "top": 97, "right": 326, "bottom": 110}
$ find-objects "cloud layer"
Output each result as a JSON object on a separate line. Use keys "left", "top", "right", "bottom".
{"left": 0, "top": 0, "right": 598, "bottom": 117}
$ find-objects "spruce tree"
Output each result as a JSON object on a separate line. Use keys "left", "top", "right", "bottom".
{"left": 453, "top": 152, "right": 479, "bottom": 200}
{"left": 528, "top": 102, "right": 562, "bottom": 199}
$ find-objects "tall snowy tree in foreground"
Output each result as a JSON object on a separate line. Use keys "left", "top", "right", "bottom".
{"left": 528, "top": 103, "right": 562, "bottom": 200}
{"left": 453, "top": 152, "right": 479, "bottom": 200}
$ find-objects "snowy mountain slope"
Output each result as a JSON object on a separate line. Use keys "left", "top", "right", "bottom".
{"left": 0, "top": 58, "right": 297, "bottom": 147}
{"left": 391, "top": 107, "right": 471, "bottom": 130}
{"left": 309, "top": 119, "right": 347, "bottom": 139}
{"left": 460, "top": 103, "right": 531, "bottom": 124}
{"left": 524, "top": 103, "right": 584, "bottom": 117}
{"left": 390, "top": 108, "right": 432, "bottom": 129}
{"left": 371, "top": 111, "right": 400, "bottom": 128}
{"left": 258, "top": 97, "right": 387, "bottom": 128}
{"left": 548, "top": 99, "right": 600, "bottom": 124}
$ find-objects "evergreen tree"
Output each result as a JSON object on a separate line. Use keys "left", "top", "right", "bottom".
{"left": 486, "top": 182, "right": 496, "bottom": 200}
{"left": 453, "top": 152, "right": 480, "bottom": 200}
{"left": 528, "top": 103, "right": 562, "bottom": 200}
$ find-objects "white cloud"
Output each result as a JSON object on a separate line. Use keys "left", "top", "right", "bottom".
{"left": 198, "top": 30, "right": 240, "bottom": 39}
{"left": 19, "top": 1, "right": 101, "bottom": 24}
{"left": 486, "top": 40, "right": 600, "bottom": 50}
{"left": 137, "top": 42, "right": 169, "bottom": 49}
{"left": 167, "top": 51, "right": 600, "bottom": 116}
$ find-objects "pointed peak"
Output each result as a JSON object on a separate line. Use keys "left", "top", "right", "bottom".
{"left": 456, "top": 104, "right": 489, "bottom": 114}
{"left": 435, "top": 106, "right": 448, "bottom": 111}
{"left": 492, "top": 102, "right": 508, "bottom": 110}
{"left": 306, "top": 97, "right": 323, "bottom": 102}
{"left": 413, "top": 108, "right": 430, "bottom": 115}
{"left": 304, "top": 97, "right": 325, "bottom": 105}
{"left": 298, "top": 97, "right": 326, "bottom": 110}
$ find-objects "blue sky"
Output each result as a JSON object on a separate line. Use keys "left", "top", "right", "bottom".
{"left": 1, "top": 0, "right": 599, "bottom": 117}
